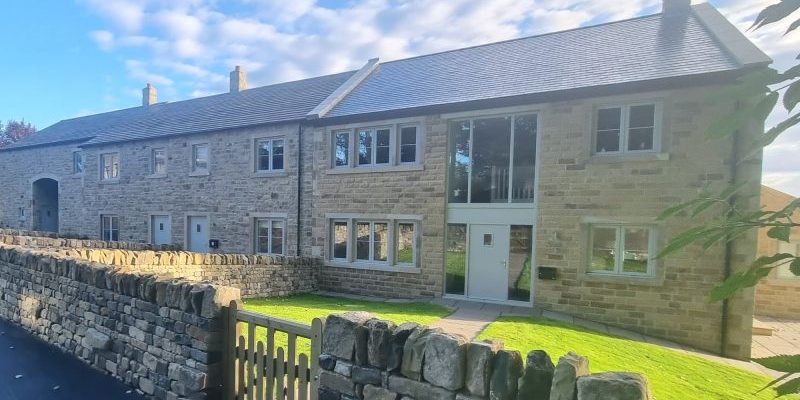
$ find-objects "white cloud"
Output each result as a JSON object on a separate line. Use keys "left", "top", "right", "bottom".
{"left": 83, "top": 0, "right": 146, "bottom": 33}
{"left": 89, "top": 30, "right": 115, "bottom": 51}
{"left": 125, "top": 60, "right": 174, "bottom": 86}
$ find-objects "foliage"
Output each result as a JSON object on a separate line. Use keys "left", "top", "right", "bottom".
{"left": 479, "top": 316, "right": 797, "bottom": 400}
{"left": 0, "top": 119, "right": 37, "bottom": 147}
{"left": 658, "top": 2, "right": 800, "bottom": 396}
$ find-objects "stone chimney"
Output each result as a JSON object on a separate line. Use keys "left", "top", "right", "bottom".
{"left": 662, "top": 0, "right": 691, "bottom": 15}
{"left": 230, "top": 66, "right": 247, "bottom": 93}
{"left": 142, "top": 83, "right": 157, "bottom": 106}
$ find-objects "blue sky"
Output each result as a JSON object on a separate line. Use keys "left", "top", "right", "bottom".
{"left": 1, "top": 0, "right": 799, "bottom": 195}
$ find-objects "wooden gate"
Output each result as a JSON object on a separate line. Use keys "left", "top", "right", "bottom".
{"left": 223, "top": 300, "right": 324, "bottom": 400}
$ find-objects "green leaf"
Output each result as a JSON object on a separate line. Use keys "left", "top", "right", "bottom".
{"left": 751, "top": 0, "right": 800, "bottom": 31}
{"left": 710, "top": 268, "right": 772, "bottom": 302}
{"left": 780, "top": 64, "right": 800, "bottom": 81}
{"left": 751, "top": 253, "right": 796, "bottom": 269}
{"left": 745, "top": 113, "right": 800, "bottom": 159}
{"left": 787, "top": 17, "right": 800, "bottom": 34}
{"left": 767, "top": 226, "right": 792, "bottom": 242}
{"left": 706, "top": 69, "right": 778, "bottom": 102}
{"left": 656, "top": 226, "right": 710, "bottom": 258}
{"left": 775, "top": 375, "right": 800, "bottom": 397}
{"left": 656, "top": 199, "right": 702, "bottom": 221}
{"left": 754, "top": 355, "right": 800, "bottom": 373}
{"left": 791, "top": 257, "right": 800, "bottom": 276}
{"left": 785, "top": 80, "right": 800, "bottom": 111}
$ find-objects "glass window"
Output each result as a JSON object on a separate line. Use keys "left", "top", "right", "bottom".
{"left": 509, "top": 225, "right": 533, "bottom": 302}
{"left": 471, "top": 117, "right": 511, "bottom": 203}
{"left": 589, "top": 225, "right": 654, "bottom": 276}
{"left": 445, "top": 224, "right": 467, "bottom": 295}
{"left": 255, "top": 218, "right": 285, "bottom": 255}
{"left": 375, "top": 129, "right": 390, "bottom": 164}
{"left": 101, "top": 215, "right": 119, "bottom": 241}
{"left": 400, "top": 126, "right": 417, "bottom": 163}
{"left": 358, "top": 130, "right": 372, "bottom": 166}
{"left": 356, "top": 222, "right": 371, "bottom": 260}
{"left": 73, "top": 151, "right": 85, "bottom": 174}
{"left": 334, "top": 131, "right": 350, "bottom": 167}
{"left": 332, "top": 221, "right": 348, "bottom": 259}
{"left": 192, "top": 144, "right": 209, "bottom": 172}
{"left": 152, "top": 148, "right": 166, "bottom": 175}
{"left": 595, "top": 104, "right": 657, "bottom": 154}
{"left": 595, "top": 108, "right": 621, "bottom": 153}
{"left": 373, "top": 222, "right": 388, "bottom": 261}
{"left": 447, "top": 121, "right": 471, "bottom": 203}
{"left": 396, "top": 223, "right": 415, "bottom": 264}
{"left": 256, "top": 138, "right": 285, "bottom": 172}
{"left": 512, "top": 115, "right": 537, "bottom": 203}
{"left": 100, "top": 153, "right": 119, "bottom": 180}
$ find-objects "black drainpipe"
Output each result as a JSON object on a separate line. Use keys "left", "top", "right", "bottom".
{"left": 296, "top": 123, "right": 303, "bottom": 257}
{"left": 720, "top": 100, "right": 742, "bottom": 356}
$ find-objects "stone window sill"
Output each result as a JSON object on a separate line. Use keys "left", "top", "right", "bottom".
{"left": 327, "top": 164, "right": 424, "bottom": 175}
{"left": 189, "top": 171, "right": 210, "bottom": 177}
{"left": 252, "top": 171, "right": 288, "bottom": 178}
{"left": 579, "top": 271, "right": 664, "bottom": 287}
{"left": 325, "top": 261, "right": 421, "bottom": 274}
{"left": 589, "top": 152, "right": 670, "bottom": 163}
{"left": 98, "top": 179, "right": 120, "bottom": 185}
{"left": 147, "top": 174, "right": 167, "bottom": 179}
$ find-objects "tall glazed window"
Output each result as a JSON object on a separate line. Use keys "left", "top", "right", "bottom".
{"left": 445, "top": 224, "right": 467, "bottom": 295}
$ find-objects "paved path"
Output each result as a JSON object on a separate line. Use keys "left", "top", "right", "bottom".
{"left": 0, "top": 318, "right": 146, "bottom": 400}
{"left": 752, "top": 315, "right": 800, "bottom": 359}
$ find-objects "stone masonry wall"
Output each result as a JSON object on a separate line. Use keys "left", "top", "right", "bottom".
{"left": 0, "top": 230, "right": 319, "bottom": 299}
{"left": 318, "top": 312, "right": 651, "bottom": 400}
{"left": 0, "top": 242, "right": 241, "bottom": 399}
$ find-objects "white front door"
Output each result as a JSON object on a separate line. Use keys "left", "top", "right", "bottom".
{"left": 467, "top": 224, "right": 510, "bottom": 301}
{"left": 151, "top": 215, "right": 171, "bottom": 246}
{"left": 187, "top": 216, "right": 209, "bottom": 252}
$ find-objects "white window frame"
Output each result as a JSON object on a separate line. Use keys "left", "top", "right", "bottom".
{"left": 253, "top": 217, "right": 286, "bottom": 255}
{"left": 191, "top": 143, "right": 210, "bottom": 175}
{"left": 593, "top": 102, "right": 662, "bottom": 155}
{"left": 100, "top": 152, "right": 120, "bottom": 181}
{"left": 73, "top": 151, "right": 85, "bottom": 174}
{"left": 588, "top": 224, "right": 656, "bottom": 277}
{"left": 101, "top": 214, "right": 120, "bottom": 241}
{"left": 328, "top": 216, "right": 420, "bottom": 269}
{"left": 254, "top": 137, "right": 285, "bottom": 172}
{"left": 151, "top": 147, "right": 167, "bottom": 176}
{"left": 330, "top": 122, "right": 422, "bottom": 170}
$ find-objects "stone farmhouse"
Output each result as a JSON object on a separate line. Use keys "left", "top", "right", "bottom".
{"left": 0, "top": 1, "right": 771, "bottom": 359}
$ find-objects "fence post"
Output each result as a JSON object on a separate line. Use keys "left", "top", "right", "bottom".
{"left": 224, "top": 299, "right": 242, "bottom": 400}
{"left": 310, "top": 318, "right": 324, "bottom": 400}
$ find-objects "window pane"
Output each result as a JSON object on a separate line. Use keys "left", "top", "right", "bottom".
{"left": 471, "top": 117, "right": 511, "bottom": 203}
{"left": 397, "top": 223, "right": 415, "bottom": 264}
{"left": 629, "top": 104, "right": 655, "bottom": 128}
{"left": 153, "top": 149, "right": 166, "bottom": 174}
{"left": 375, "top": 129, "right": 390, "bottom": 164}
{"left": 590, "top": 227, "right": 617, "bottom": 272}
{"left": 356, "top": 222, "right": 370, "bottom": 260}
{"left": 272, "top": 140, "right": 284, "bottom": 170}
{"left": 596, "top": 108, "right": 621, "bottom": 153}
{"left": 509, "top": 225, "right": 533, "bottom": 302}
{"left": 400, "top": 127, "right": 417, "bottom": 163}
{"left": 271, "top": 220, "right": 284, "bottom": 255}
{"left": 358, "top": 130, "right": 372, "bottom": 165}
{"left": 73, "top": 152, "right": 84, "bottom": 173}
{"left": 257, "top": 140, "right": 270, "bottom": 171}
{"left": 333, "top": 221, "right": 348, "bottom": 259}
{"left": 445, "top": 224, "right": 467, "bottom": 295}
{"left": 512, "top": 115, "right": 537, "bottom": 203}
{"left": 447, "top": 121, "right": 470, "bottom": 203}
{"left": 628, "top": 128, "right": 654, "bottom": 151}
{"left": 373, "top": 223, "right": 388, "bottom": 261}
{"left": 622, "top": 228, "right": 650, "bottom": 274}
{"left": 256, "top": 219, "right": 269, "bottom": 253}
{"left": 111, "top": 154, "right": 119, "bottom": 178}
{"left": 194, "top": 145, "right": 208, "bottom": 171}
{"left": 335, "top": 132, "right": 349, "bottom": 167}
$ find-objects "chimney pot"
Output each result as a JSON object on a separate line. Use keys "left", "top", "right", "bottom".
{"left": 662, "top": 0, "right": 691, "bottom": 15}
{"left": 230, "top": 66, "right": 247, "bottom": 93}
{"left": 142, "top": 83, "right": 157, "bottom": 107}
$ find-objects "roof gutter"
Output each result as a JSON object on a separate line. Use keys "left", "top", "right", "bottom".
{"left": 306, "top": 58, "right": 380, "bottom": 120}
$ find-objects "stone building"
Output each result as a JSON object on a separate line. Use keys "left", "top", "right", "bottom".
{"left": 0, "top": 1, "right": 770, "bottom": 359}
{"left": 754, "top": 186, "right": 800, "bottom": 319}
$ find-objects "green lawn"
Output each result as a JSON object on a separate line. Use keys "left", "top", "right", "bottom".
{"left": 479, "top": 316, "right": 797, "bottom": 400}
{"left": 241, "top": 294, "right": 451, "bottom": 355}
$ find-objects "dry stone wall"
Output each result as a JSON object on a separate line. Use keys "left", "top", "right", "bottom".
{"left": 318, "top": 312, "right": 651, "bottom": 400}
{"left": 0, "top": 242, "right": 241, "bottom": 399}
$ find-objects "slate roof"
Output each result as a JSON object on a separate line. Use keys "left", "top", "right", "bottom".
{"left": 322, "top": 6, "right": 768, "bottom": 119}
{"left": 3, "top": 71, "right": 355, "bottom": 150}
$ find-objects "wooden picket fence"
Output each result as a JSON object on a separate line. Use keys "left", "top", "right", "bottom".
{"left": 223, "top": 300, "right": 324, "bottom": 400}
